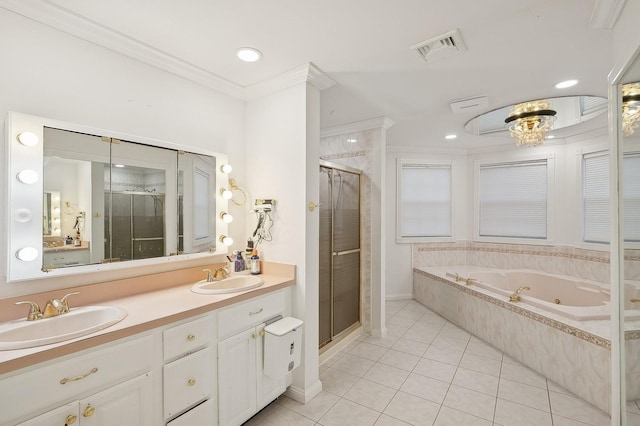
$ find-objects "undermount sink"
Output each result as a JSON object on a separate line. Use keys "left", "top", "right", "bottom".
{"left": 191, "top": 275, "right": 264, "bottom": 295}
{"left": 0, "top": 306, "right": 128, "bottom": 351}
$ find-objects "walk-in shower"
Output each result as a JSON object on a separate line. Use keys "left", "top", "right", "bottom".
{"left": 319, "top": 161, "right": 361, "bottom": 349}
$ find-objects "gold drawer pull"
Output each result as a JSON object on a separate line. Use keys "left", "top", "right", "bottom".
{"left": 60, "top": 367, "right": 98, "bottom": 384}
{"left": 65, "top": 414, "right": 77, "bottom": 425}
{"left": 188, "top": 378, "right": 196, "bottom": 386}
{"left": 249, "top": 308, "right": 263, "bottom": 316}
{"left": 83, "top": 405, "right": 95, "bottom": 417}
{"left": 187, "top": 334, "right": 196, "bottom": 342}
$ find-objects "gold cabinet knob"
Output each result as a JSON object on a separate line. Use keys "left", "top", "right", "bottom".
{"left": 187, "top": 334, "right": 196, "bottom": 342}
{"left": 83, "top": 405, "right": 95, "bottom": 417}
{"left": 65, "top": 414, "right": 78, "bottom": 425}
{"left": 259, "top": 330, "right": 265, "bottom": 337}
{"left": 188, "top": 378, "right": 196, "bottom": 387}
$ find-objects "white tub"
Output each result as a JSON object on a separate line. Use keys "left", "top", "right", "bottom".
{"left": 445, "top": 269, "right": 640, "bottom": 321}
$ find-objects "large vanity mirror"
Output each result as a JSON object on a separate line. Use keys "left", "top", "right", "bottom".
{"left": 6, "top": 112, "right": 229, "bottom": 282}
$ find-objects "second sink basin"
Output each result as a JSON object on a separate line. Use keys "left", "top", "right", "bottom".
{"left": 0, "top": 306, "right": 128, "bottom": 351}
{"left": 191, "top": 275, "right": 264, "bottom": 295}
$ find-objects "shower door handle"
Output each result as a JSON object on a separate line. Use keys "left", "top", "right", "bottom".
{"left": 332, "top": 249, "right": 360, "bottom": 256}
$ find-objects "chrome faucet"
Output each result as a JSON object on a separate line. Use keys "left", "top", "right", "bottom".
{"left": 203, "top": 266, "right": 230, "bottom": 282}
{"left": 15, "top": 292, "right": 79, "bottom": 321}
{"left": 509, "top": 286, "right": 530, "bottom": 303}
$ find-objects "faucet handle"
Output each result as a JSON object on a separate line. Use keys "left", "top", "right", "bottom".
{"left": 15, "top": 300, "right": 42, "bottom": 321}
{"left": 203, "top": 269, "right": 215, "bottom": 282}
{"left": 60, "top": 292, "right": 79, "bottom": 313}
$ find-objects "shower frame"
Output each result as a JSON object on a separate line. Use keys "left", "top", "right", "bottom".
{"left": 319, "top": 159, "right": 362, "bottom": 350}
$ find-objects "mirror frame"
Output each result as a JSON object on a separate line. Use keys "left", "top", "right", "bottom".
{"left": 608, "top": 41, "right": 640, "bottom": 423}
{"left": 5, "top": 111, "right": 230, "bottom": 283}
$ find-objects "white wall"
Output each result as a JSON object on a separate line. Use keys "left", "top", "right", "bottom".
{"left": 0, "top": 9, "right": 246, "bottom": 293}
{"left": 385, "top": 133, "right": 610, "bottom": 300}
{"left": 245, "top": 82, "right": 322, "bottom": 402}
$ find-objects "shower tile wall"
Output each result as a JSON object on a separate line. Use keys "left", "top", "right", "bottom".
{"left": 320, "top": 130, "right": 373, "bottom": 333}
{"left": 413, "top": 242, "right": 611, "bottom": 284}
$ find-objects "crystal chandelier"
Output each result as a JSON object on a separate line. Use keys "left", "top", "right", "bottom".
{"left": 504, "top": 100, "right": 557, "bottom": 147}
{"left": 622, "top": 83, "right": 640, "bottom": 137}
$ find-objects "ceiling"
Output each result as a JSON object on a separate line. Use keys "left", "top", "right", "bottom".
{"left": 4, "top": 0, "right": 621, "bottom": 149}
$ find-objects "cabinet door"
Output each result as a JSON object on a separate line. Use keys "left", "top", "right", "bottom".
{"left": 256, "top": 324, "right": 286, "bottom": 410}
{"left": 78, "top": 373, "right": 152, "bottom": 426}
{"left": 218, "top": 328, "right": 257, "bottom": 426}
{"left": 16, "top": 403, "right": 79, "bottom": 426}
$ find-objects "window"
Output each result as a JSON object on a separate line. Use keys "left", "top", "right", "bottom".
{"left": 581, "top": 151, "right": 640, "bottom": 244}
{"left": 582, "top": 151, "right": 609, "bottom": 243}
{"left": 478, "top": 159, "right": 548, "bottom": 240}
{"left": 397, "top": 160, "right": 452, "bottom": 241}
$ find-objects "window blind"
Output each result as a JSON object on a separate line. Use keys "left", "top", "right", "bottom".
{"left": 583, "top": 151, "right": 610, "bottom": 243}
{"left": 479, "top": 160, "right": 548, "bottom": 239}
{"left": 399, "top": 163, "right": 451, "bottom": 238}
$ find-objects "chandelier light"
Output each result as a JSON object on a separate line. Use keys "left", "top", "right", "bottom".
{"left": 622, "top": 83, "right": 640, "bottom": 137}
{"left": 504, "top": 100, "right": 557, "bottom": 147}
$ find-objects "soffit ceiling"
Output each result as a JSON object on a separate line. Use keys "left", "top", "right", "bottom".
{"left": 5, "top": 0, "right": 618, "bottom": 149}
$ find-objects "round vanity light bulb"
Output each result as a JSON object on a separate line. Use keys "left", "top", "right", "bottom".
{"left": 220, "top": 189, "right": 233, "bottom": 200}
{"left": 54, "top": 228, "right": 61, "bottom": 234}
{"left": 220, "top": 164, "right": 233, "bottom": 174}
{"left": 219, "top": 235, "right": 234, "bottom": 246}
{"left": 17, "top": 169, "right": 39, "bottom": 184}
{"left": 17, "top": 131, "right": 39, "bottom": 146}
{"left": 221, "top": 212, "right": 234, "bottom": 223}
{"left": 16, "top": 247, "right": 38, "bottom": 262}
{"left": 14, "top": 208, "right": 32, "bottom": 223}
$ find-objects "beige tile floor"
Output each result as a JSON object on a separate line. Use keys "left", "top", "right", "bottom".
{"left": 244, "top": 299, "right": 619, "bottom": 426}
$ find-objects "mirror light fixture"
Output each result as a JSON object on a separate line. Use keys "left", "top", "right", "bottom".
{"left": 14, "top": 208, "right": 32, "bottom": 223}
{"left": 504, "top": 100, "right": 557, "bottom": 147}
{"left": 220, "top": 164, "right": 233, "bottom": 174}
{"left": 220, "top": 188, "right": 233, "bottom": 200}
{"left": 219, "top": 235, "right": 234, "bottom": 246}
{"left": 220, "top": 212, "right": 234, "bottom": 223}
{"left": 17, "top": 131, "right": 39, "bottom": 146}
{"left": 16, "top": 169, "right": 39, "bottom": 184}
{"left": 16, "top": 247, "right": 38, "bottom": 262}
{"left": 622, "top": 83, "right": 640, "bottom": 137}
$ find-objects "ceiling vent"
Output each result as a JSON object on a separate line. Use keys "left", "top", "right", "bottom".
{"left": 450, "top": 96, "right": 489, "bottom": 114}
{"left": 410, "top": 28, "right": 467, "bottom": 62}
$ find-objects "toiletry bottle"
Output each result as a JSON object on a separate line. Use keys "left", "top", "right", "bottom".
{"left": 234, "top": 250, "right": 245, "bottom": 272}
{"left": 74, "top": 233, "right": 81, "bottom": 247}
{"left": 250, "top": 249, "right": 261, "bottom": 275}
{"left": 65, "top": 235, "right": 73, "bottom": 245}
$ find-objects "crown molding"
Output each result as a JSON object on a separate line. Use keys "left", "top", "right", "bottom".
{"left": 0, "top": 0, "right": 246, "bottom": 99}
{"left": 321, "top": 117, "right": 395, "bottom": 138}
{"left": 386, "top": 144, "right": 469, "bottom": 156}
{"left": 589, "top": 0, "right": 626, "bottom": 29}
{"left": 244, "top": 63, "right": 336, "bottom": 100}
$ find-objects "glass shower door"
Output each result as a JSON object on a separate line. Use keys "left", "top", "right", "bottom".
{"left": 319, "top": 163, "right": 361, "bottom": 348}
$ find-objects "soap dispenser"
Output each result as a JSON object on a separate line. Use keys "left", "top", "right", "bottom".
{"left": 234, "top": 250, "right": 245, "bottom": 273}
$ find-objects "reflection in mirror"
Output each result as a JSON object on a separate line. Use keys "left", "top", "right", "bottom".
{"left": 6, "top": 111, "right": 227, "bottom": 283}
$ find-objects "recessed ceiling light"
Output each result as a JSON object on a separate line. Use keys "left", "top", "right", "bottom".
{"left": 114, "top": 164, "right": 125, "bottom": 168}
{"left": 236, "top": 47, "right": 262, "bottom": 63}
{"left": 555, "top": 79, "right": 578, "bottom": 89}
{"left": 445, "top": 134, "right": 457, "bottom": 140}
{"left": 346, "top": 138, "right": 358, "bottom": 143}
{"left": 545, "top": 135, "right": 556, "bottom": 140}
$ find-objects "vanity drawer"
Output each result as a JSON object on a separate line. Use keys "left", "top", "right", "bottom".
{"left": 163, "top": 315, "right": 214, "bottom": 361}
{"left": 166, "top": 399, "right": 216, "bottom": 426}
{"left": 0, "top": 334, "right": 153, "bottom": 423}
{"left": 163, "top": 347, "right": 213, "bottom": 419}
{"left": 218, "top": 290, "right": 286, "bottom": 339}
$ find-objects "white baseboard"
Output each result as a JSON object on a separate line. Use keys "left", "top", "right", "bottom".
{"left": 385, "top": 293, "right": 414, "bottom": 301}
{"left": 319, "top": 326, "right": 362, "bottom": 365}
{"left": 285, "top": 379, "right": 323, "bottom": 404}
{"left": 370, "top": 327, "right": 387, "bottom": 338}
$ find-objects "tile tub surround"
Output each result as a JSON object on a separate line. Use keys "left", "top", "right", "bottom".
{"left": 413, "top": 241, "right": 611, "bottom": 284}
{"left": 413, "top": 267, "right": 612, "bottom": 414}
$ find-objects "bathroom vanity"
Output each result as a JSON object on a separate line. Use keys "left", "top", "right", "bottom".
{"left": 0, "top": 265, "right": 295, "bottom": 426}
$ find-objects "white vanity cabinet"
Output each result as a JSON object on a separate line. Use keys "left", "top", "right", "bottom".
{"left": 2, "top": 335, "right": 154, "bottom": 426}
{"left": 217, "top": 289, "right": 289, "bottom": 426}
{"left": 162, "top": 314, "right": 216, "bottom": 425}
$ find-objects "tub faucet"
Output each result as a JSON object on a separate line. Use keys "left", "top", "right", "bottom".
{"left": 509, "top": 286, "right": 530, "bottom": 303}
{"left": 454, "top": 273, "right": 462, "bottom": 282}
{"left": 465, "top": 278, "right": 477, "bottom": 286}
